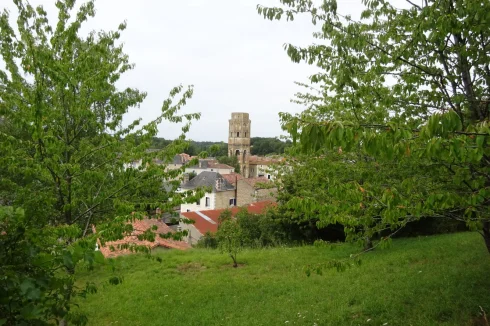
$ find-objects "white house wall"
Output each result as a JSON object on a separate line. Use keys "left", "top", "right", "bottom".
{"left": 180, "top": 192, "right": 216, "bottom": 212}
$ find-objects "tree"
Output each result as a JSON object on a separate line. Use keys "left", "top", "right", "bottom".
{"left": 0, "top": 0, "right": 199, "bottom": 323}
{"left": 258, "top": 0, "right": 490, "bottom": 254}
{"left": 251, "top": 137, "right": 291, "bottom": 155}
{"left": 216, "top": 210, "right": 242, "bottom": 267}
{"left": 209, "top": 143, "right": 228, "bottom": 157}
{"left": 217, "top": 155, "right": 240, "bottom": 173}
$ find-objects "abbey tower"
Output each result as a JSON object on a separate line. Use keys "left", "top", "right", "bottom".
{"left": 228, "top": 113, "right": 251, "bottom": 178}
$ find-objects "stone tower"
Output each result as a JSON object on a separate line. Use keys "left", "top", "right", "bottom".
{"left": 228, "top": 112, "right": 251, "bottom": 178}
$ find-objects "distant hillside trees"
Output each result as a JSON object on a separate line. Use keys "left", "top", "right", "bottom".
{"left": 150, "top": 137, "right": 291, "bottom": 157}
{"left": 251, "top": 138, "right": 291, "bottom": 156}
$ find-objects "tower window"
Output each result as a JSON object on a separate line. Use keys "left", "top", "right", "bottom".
{"left": 237, "top": 132, "right": 240, "bottom": 137}
{"left": 230, "top": 132, "right": 232, "bottom": 137}
{"left": 245, "top": 132, "right": 247, "bottom": 137}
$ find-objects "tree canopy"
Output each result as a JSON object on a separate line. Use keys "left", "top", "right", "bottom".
{"left": 258, "top": 0, "right": 490, "bottom": 255}
{"left": 0, "top": 0, "right": 199, "bottom": 323}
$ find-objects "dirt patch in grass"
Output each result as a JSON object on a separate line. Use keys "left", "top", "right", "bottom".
{"left": 177, "top": 262, "right": 207, "bottom": 273}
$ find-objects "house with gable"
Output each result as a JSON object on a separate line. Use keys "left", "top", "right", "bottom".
{"left": 179, "top": 171, "right": 236, "bottom": 212}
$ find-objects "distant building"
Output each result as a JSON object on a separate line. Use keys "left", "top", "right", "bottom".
{"left": 248, "top": 156, "right": 283, "bottom": 180}
{"left": 236, "top": 177, "right": 277, "bottom": 205}
{"left": 185, "top": 159, "right": 235, "bottom": 175}
{"left": 124, "top": 153, "right": 191, "bottom": 171}
{"left": 228, "top": 112, "right": 251, "bottom": 178}
{"left": 166, "top": 153, "right": 191, "bottom": 171}
{"left": 179, "top": 171, "right": 236, "bottom": 212}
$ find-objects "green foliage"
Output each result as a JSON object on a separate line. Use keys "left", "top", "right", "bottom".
{"left": 0, "top": 206, "right": 101, "bottom": 325}
{"left": 183, "top": 141, "right": 227, "bottom": 157}
{"left": 188, "top": 171, "right": 197, "bottom": 181}
{"left": 258, "top": 0, "right": 490, "bottom": 253}
{"left": 74, "top": 232, "right": 490, "bottom": 326}
{"left": 0, "top": 0, "right": 199, "bottom": 323}
{"left": 217, "top": 155, "right": 240, "bottom": 173}
{"left": 195, "top": 231, "right": 218, "bottom": 249}
{"left": 216, "top": 219, "right": 242, "bottom": 267}
{"left": 250, "top": 137, "right": 291, "bottom": 156}
{"left": 234, "top": 208, "right": 287, "bottom": 247}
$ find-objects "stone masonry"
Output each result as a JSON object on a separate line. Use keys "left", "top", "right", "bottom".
{"left": 228, "top": 112, "right": 251, "bottom": 177}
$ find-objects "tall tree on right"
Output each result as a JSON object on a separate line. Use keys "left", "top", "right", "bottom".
{"left": 258, "top": 0, "right": 490, "bottom": 253}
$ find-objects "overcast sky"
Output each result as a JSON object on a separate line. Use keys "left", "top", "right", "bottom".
{"left": 3, "top": 0, "right": 386, "bottom": 142}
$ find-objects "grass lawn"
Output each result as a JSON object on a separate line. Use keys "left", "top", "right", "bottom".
{"left": 74, "top": 232, "right": 490, "bottom": 326}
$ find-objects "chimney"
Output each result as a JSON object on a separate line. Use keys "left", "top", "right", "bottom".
{"left": 216, "top": 177, "right": 223, "bottom": 191}
{"left": 183, "top": 173, "right": 189, "bottom": 183}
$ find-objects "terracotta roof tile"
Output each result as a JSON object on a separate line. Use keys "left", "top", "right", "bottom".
{"left": 221, "top": 173, "right": 244, "bottom": 185}
{"left": 240, "top": 177, "right": 272, "bottom": 188}
{"left": 97, "top": 218, "right": 190, "bottom": 258}
{"left": 180, "top": 200, "right": 276, "bottom": 235}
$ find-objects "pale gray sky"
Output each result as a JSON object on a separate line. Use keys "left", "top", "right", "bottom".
{"left": 3, "top": 0, "right": 391, "bottom": 141}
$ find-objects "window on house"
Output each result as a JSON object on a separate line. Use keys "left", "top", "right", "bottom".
{"left": 237, "top": 132, "right": 240, "bottom": 137}
{"left": 196, "top": 199, "right": 200, "bottom": 205}
{"left": 268, "top": 174, "right": 271, "bottom": 180}
{"left": 211, "top": 169, "right": 214, "bottom": 171}
{"left": 186, "top": 209, "right": 190, "bottom": 212}
{"left": 205, "top": 197, "right": 210, "bottom": 207}
{"left": 229, "top": 198, "right": 236, "bottom": 206}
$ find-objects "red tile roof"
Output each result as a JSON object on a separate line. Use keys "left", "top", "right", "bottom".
{"left": 180, "top": 200, "right": 277, "bottom": 235}
{"left": 221, "top": 172, "right": 244, "bottom": 185}
{"left": 240, "top": 177, "right": 272, "bottom": 188}
{"left": 95, "top": 218, "right": 190, "bottom": 258}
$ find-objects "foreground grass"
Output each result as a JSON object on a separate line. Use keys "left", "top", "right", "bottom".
{"left": 74, "top": 232, "right": 490, "bottom": 326}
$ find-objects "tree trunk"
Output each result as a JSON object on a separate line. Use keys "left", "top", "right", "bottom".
{"left": 231, "top": 255, "right": 238, "bottom": 268}
{"left": 364, "top": 237, "right": 373, "bottom": 251}
{"left": 483, "top": 222, "right": 490, "bottom": 254}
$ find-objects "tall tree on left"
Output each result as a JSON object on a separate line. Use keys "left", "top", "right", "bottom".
{"left": 0, "top": 1, "right": 199, "bottom": 324}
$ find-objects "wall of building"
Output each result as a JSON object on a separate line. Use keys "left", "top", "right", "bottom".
{"left": 180, "top": 189, "right": 237, "bottom": 213}
{"left": 178, "top": 219, "right": 203, "bottom": 245}
{"left": 215, "top": 190, "right": 237, "bottom": 210}
{"left": 228, "top": 112, "right": 251, "bottom": 177}
{"left": 249, "top": 164, "right": 276, "bottom": 180}
{"left": 166, "top": 163, "right": 183, "bottom": 171}
{"left": 180, "top": 192, "right": 216, "bottom": 212}
{"left": 255, "top": 188, "right": 278, "bottom": 202}
{"left": 236, "top": 180, "right": 278, "bottom": 206}
{"left": 236, "top": 180, "right": 255, "bottom": 206}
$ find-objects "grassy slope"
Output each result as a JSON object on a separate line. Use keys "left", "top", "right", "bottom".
{"left": 74, "top": 232, "right": 490, "bottom": 326}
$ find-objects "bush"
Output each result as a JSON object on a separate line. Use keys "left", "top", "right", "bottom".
{"left": 195, "top": 232, "right": 218, "bottom": 249}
